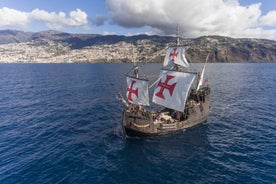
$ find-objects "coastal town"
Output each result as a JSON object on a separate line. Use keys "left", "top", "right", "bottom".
{"left": 0, "top": 39, "right": 165, "bottom": 63}
{"left": 0, "top": 30, "right": 276, "bottom": 63}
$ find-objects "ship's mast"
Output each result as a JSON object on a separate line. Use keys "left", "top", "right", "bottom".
{"left": 132, "top": 43, "right": 139, "bottom": 78}
{"left": 176, "top": 24, "right": 180, "bottom": 46}
{"left": 174, "top": 24, "right": 181, "bottom": 71}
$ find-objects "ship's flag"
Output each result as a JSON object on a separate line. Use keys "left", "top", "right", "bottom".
{"left": 126, "top": 76, "right": 150, "bottom": 106}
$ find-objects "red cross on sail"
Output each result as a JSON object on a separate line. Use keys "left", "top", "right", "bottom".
{"left": 155, "top": 75, "right": 177, "bottom": 99}
{"left": 163, "top": 47, "right": 190, "bottom": 68}
{"left": 126, "top": 76, "right": 150, "bottom": 106}
{"left": 152, "top": 70, "right": 196, "bottom": 112}
{"left": 127, "top": 80, "right": 138, "bottom": 102}
{"left": 170, "top": 48, "right": 178, "bottom": 62}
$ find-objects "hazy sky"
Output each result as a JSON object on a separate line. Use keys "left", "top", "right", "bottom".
{"left": 0, "top": 0, "right": 275, "bottom": 39}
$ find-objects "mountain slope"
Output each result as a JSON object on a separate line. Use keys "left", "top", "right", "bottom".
{"left": 0, "top": 30, "right": 275, "bottom": 62}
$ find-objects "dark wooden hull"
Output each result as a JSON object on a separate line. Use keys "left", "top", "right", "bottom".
{"left": 122, "top": 87, "right": 211, "bottom": 138}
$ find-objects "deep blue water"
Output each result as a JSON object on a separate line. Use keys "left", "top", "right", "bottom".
{"left": 0, "top": 63, "right": 275, "bottom": 184}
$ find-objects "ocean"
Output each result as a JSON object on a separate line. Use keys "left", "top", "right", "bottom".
{"left": 0, "top": 63, "right": 275, "bottom": 183}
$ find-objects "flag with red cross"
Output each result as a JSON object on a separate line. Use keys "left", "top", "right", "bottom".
{"left": 126, "top": 76, "right": 149, "bottom": 106}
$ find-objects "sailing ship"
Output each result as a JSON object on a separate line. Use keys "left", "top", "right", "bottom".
{"left": 117, "top": 36, "right": 211, "bottom": 138}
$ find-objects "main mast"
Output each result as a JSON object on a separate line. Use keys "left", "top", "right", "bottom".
{"left": 176, "top": 24, "right": 180, "bottom": 46}
{"left": 132, "top": 43, "right": 139, "bottom": 78}
{"left": 174, "top": 24, "right": 181, "bottom": 71}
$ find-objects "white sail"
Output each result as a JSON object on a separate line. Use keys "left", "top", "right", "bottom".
{"left": 196, "top": 54, "right": 209, "bottom": 91}
{"left": 126, "top": 76, "right": 150, "bottom": 106}
{"left": 152, "top": 70, "right": 196, "bottom": 112}
{"left": 163, "top": 47, "right": 189, "bottom": 68}
{"left": 196, "top": 63, "right": 206, "bottom": 91}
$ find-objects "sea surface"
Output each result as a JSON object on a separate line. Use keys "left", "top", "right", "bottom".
{"left": 0, "top": 63, "right": 275, "bottom": 184}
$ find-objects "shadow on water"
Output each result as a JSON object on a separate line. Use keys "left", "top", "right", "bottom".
{"left": 98, "top": 124, "right": 210, "bottom": 183}
{"left": 128, "top": 126, "right": 209, "bottom": 162}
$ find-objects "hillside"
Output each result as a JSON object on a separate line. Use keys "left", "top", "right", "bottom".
{"left": 0, "top": 30, "right": 275, "bottom": 63}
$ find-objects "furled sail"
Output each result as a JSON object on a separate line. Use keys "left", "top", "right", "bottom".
{"left": 126, "top": 76, "right": 150, "bottom": 106}
{"left": 163, "top": 47, "right": 189, "bottom": 68}
{"left": 152, "top": 70, "right": 196, "bottom": 112}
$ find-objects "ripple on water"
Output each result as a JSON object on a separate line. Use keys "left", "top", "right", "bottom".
{"left": 0, "top": 63, "right": 275, "bottom": 183}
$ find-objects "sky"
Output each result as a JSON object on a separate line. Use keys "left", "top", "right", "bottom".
{"left": 0, "top": 0, "right": 276, "bottom": 40}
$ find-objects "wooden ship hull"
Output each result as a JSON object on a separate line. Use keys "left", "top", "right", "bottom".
{"left": 122, "top": 86, "right": 210, "bottom": 138}
{"left": 119, "top": 28, "right": 212, "bottom": 138}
